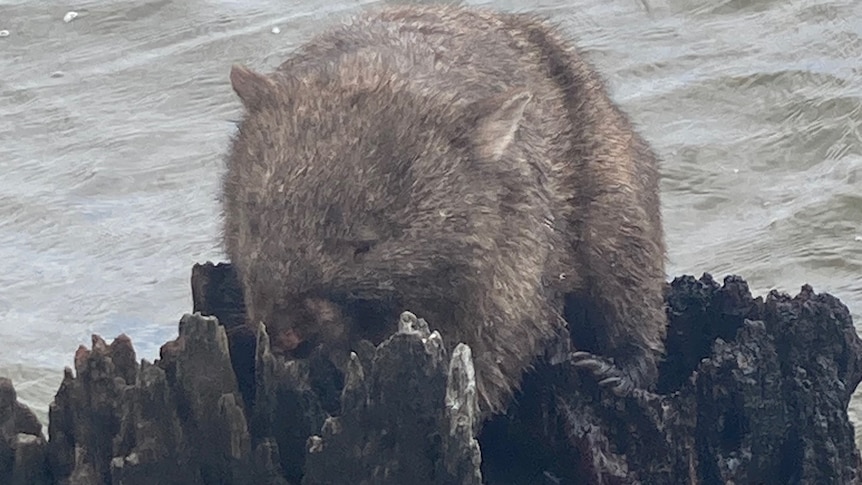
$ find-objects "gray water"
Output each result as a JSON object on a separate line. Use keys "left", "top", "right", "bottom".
{"left": 1, "top": 0, "right": 860, "bottom": 440}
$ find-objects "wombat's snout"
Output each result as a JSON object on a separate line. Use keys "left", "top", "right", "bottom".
{"left": 273, "top": 327, "right": 303, "bottom": 351}
{"left": 266, "top": 296, "right": 349, "bottom": 359}
{"left": 269, "top": 324, "right": 319, "bottom": 360}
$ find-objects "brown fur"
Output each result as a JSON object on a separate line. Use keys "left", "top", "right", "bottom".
{"left": 221, "top": 5, "right": 667, "bottom": 415}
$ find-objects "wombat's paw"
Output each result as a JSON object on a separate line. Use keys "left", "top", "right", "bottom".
{"left": 568, "top": 351, "right": 635, "bottom": 397}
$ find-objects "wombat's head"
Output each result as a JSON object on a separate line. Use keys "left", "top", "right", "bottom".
{"left": 224, "top": 61, "right": 532, "bottom": 354}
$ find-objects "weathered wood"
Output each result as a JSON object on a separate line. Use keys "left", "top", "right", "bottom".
{"left": 2, "top": 263, "right": 861, "bottom": 484}
{"left": 0, "top": 377, "right": 50, "bottom": 485}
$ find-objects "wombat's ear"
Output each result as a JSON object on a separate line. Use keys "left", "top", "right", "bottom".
{"left": 464, "top": 88, "right": 533, "bottom": 161}
{"left": 230, "top": 64, "right": 278, "bottom": 111}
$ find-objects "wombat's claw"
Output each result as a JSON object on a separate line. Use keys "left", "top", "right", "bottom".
{"left": 597, "top": 376, "right": 623, "bottom": 387}
{"left": 569, "top": 351, "right": 635, "bottom": 396}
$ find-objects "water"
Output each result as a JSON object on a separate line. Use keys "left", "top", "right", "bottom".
{"left": 1, "top": 0, "right": 860, "bottom": 439}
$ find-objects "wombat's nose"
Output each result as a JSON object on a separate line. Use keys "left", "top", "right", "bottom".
{"left": 275, "top": 328, "right": 302, "bottom": 351}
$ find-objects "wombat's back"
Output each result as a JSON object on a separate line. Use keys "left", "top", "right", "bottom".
{"left": 275, "top": 4, "right": 662, "bottom": 243}
{"left": 278, "top": 6, "right": 564, "bottom": 105}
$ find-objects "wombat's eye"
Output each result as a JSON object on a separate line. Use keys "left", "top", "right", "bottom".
{"left": 352, "top": 240, "right": 375, "bottom": 258}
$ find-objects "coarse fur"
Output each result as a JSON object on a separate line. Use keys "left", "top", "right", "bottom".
{"left": 221, "top": 4, "right": 668, "bottom": 416}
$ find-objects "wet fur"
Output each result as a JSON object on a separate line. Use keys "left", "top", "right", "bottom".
{"left": 222, "top": 5, "right": 667, "bottom": 415}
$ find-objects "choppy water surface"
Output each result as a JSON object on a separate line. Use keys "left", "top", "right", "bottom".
{"left": 1, "top": 0, "right": 860, "bottom": 437}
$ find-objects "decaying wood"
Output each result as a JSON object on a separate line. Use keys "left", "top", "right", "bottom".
{"left": 2, "top": 262, "right": 861, "bottom": 484}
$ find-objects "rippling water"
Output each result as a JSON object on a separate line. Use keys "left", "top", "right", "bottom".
{"left": 1, "top": 0, "right": 860, "bottom": 438}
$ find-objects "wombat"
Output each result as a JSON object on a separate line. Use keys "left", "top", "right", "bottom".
{"left": 222, "top": 4, "right": 667, "bottom": 416}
